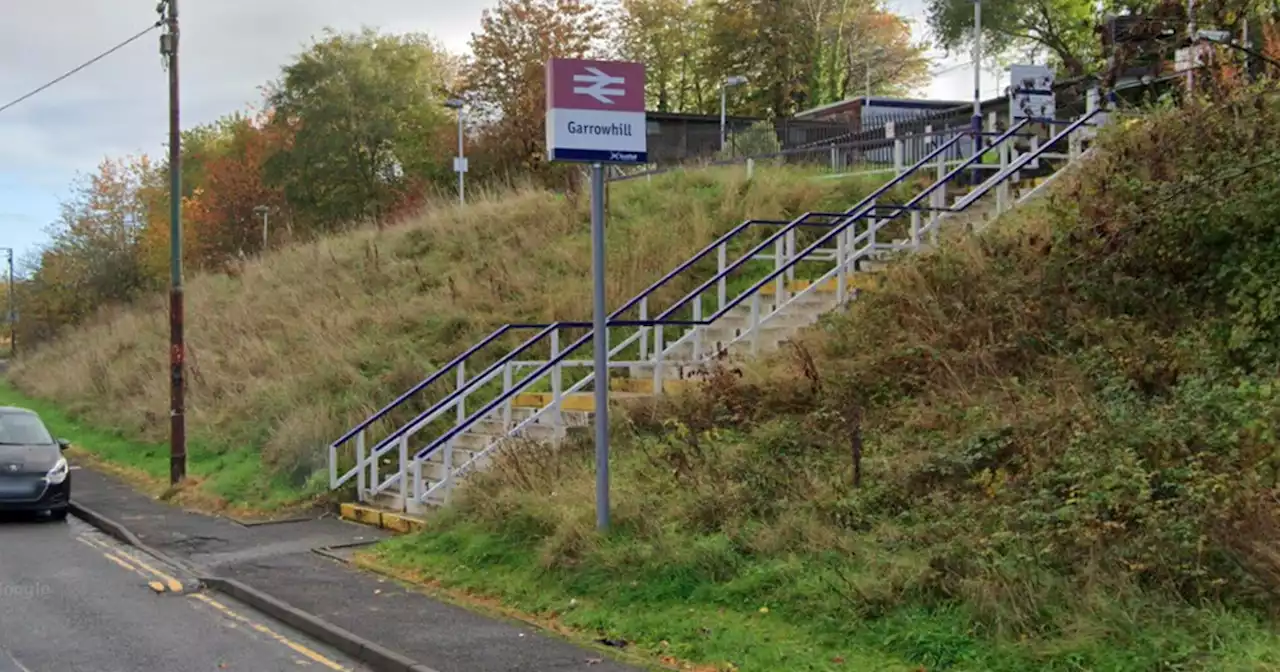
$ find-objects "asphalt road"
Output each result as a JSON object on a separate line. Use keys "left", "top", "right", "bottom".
{"left": 0, "top": 514, "right": 372, "bottom": 672}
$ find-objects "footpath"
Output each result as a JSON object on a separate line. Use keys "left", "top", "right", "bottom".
{"left": 70, "top": 466, "right": 642, "bottom": 672}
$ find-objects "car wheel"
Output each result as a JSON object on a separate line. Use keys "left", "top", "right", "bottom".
{"left": 47, "top": 508, "right": 68, "bottom": 522}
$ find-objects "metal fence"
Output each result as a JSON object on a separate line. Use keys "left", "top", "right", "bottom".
{"left": 644, "top": 115, "right": 862, "bottom": 164}
{"left": 613, "top": 71, "right": 1188, "bottom": 184}
{"left": 609, "top": 124, "right": 985, "bottom": 184}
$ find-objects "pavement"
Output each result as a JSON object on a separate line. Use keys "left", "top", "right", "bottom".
{"left": 69, "top": 466, "right": 644, "bottom": 672}
{"left": 0, "top": 512, "right": 373, "bottom": 672}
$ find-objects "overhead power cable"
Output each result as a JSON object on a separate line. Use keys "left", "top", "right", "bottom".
{"left": 0, "top": 20, "right": 162, "bottom": 116}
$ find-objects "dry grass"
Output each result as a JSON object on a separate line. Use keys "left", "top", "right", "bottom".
{"left": 9, "top": 165, "right": 888, "bottom": 499}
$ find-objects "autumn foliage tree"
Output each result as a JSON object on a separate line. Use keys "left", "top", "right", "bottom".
{"left": 18, "top": 157, "right": 157, "bottom": 343}
{"left": 466, "top": 0, "right": 607, "bottom": 181}
{"left": 15, "top": 6, "right": 939, "bottom": 345}
{"left": 185, "top": 113, "right": 292, "bottom": 265}
{"left": 926, "top": 0, "right": 1276, "bottom": 79}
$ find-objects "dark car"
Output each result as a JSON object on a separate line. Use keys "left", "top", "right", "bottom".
{"left": 0, "top": 407, "right": 71, "bottom": 520}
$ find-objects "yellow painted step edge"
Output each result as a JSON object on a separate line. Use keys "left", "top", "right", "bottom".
{"left": 759, "top": 274, "right": 882, "bottom": 296}
{"left": 339, "top": 503, "right": 427, "bottom": 534}
{"left": 511, "top": 386, "right": 690, "bottom": 411}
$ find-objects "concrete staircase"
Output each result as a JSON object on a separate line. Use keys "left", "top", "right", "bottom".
{"left": 329, "top": 109, "right": 1104, "bottom": 523}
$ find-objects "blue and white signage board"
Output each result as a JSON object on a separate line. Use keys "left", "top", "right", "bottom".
{"left": 546, "top": 58, "right": 647, "bottom": 164}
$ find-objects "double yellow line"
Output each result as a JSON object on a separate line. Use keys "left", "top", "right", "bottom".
{"left": 187, "top": 593, "right": 348, "bottom": 671}
{"left": 76, "top": 533, "right": 350, "bottom": 671}
{"left": 77, "top": 534, "right": 184, "bottom": 593}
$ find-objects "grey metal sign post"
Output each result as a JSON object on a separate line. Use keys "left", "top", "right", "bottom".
{"left": 546, "top": 57, "right": 647, "bottom": 531}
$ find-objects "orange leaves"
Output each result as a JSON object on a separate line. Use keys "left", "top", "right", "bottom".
{"left": 176, "top": 113, "right": 293, "bottom": 267}
{"left": 467, "top": 0, "right": 607, "bottom": 178}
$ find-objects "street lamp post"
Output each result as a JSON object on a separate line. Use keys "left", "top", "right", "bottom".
{"left": 444, "top": 99, "right": 466, "bottom": 206}
{"left": 863, "top": 46, "right": 890, "bottom": 100}
{"left": 720, "top": 75, "right": 748, "bottom": 153}
{"left": 971, "top": 0, "right": 984, "bottom": 184}
{"left": 253, "top": 205, "right": 269, "bottom": 251}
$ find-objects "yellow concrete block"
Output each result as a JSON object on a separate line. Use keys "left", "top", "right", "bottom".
{"left": 758, "top": 278, "right": 835, "bottom": 297}
{"left": 380, "top": 512, "right": 427, "bottom": 534}
{"left": 512, "top": 392, "right": 548, "bottom": 408}
{"left": 510, "top": 391, "right": 659, "bottom": 414}
{"left": 339, "top": 502, "right": 360, "bottom": 521}
{"left": 340, "top": 503, "right": 384, "bottom": 527}
{"left": 559, "top": 394, "right": 597, "bottom": 413}
{"left": 848, "top": 273, "right": 883, "bottom": 292}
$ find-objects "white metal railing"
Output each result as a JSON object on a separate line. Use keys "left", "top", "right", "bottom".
{"left": 334, "top": 99, "right": 1108, "bottom": 511}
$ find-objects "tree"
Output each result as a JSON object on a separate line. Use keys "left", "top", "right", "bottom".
{"left": 810, "top": 0, "right": 931, "bottom": 101}
{"left": 181, "top": 112, "right": 294, "bottom": 265}
{"left": 467, "top": 0, "right": 607, "bottom": 178}
{"left": 703, "top": 0, "right": 930, "bottom": 118}
{"left": 20, "top": 156, "right": 159, "bottom": 342}
{"left": 926, "top": 0, "right": 1102, "bottom": 78}
{"left": 265, "top": 27, "right": 460, "bottom": 231}
{"left": 929, "top": 0, "right": 1277, "bottom": 81}
{"left": 611, "top": 0, "right": 713, "bottom": 112}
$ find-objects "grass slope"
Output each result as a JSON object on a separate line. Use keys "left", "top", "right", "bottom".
{"left": 7, "top": 166, "right": 903, "bottom": 511}
{"left": 362, "top": 88, "right": 1280, "bottom": 670}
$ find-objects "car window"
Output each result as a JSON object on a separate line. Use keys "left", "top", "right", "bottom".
{"left": 0, "top": 413, "right": 54, "bottom": 445}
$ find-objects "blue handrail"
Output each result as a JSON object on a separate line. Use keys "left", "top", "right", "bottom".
{"left": 360, "top": 322, "right": 560, "bottom": 457}
{"left": 334, "top": 153, "right": 947, "bottom": 457}
{"left": 351, "top": 214, "right": 822, "bottom": 461}
{"left": 652, "top": 127, "right": 982, "bottom": 321}
{"left": 338, "top": 211, "right": 860, "bottom": 456}
{"left": 328, "top": 325, "right": 515, "bottom": 449}
{"left": 362, "top": 132, "right": 970, "bottom": 463}
{"left": 416, "top": 326, "right": 595, "bottom": 460}
{"left": 702, "top": 118, "right": 1040, "bottom": 321}
{"left": 413, "top": 113, "right": 1093, "bottom": 464}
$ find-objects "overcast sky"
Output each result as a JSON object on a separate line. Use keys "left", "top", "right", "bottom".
{"left": 0, "top": 0, "right": 1000, "bottom": 264}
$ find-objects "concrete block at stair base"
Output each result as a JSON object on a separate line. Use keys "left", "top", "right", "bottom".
{"left": 380, "top": 511, "right": 427, "bottom": 534}
{"left": 340, "top": 503, "right": 384, "bottom": 527}
{"left": 343, "top": 498, "right": 430, "bottom": 532}
{"left": 611, "top": 378, "right": 693, "bottom": 395}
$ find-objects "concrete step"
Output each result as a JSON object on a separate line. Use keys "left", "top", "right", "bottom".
{"left": 511, "top": 390, "right": 651, "bottom": 414}
{"left": 756, "top": 273, "right": 882, "bottom": 298}
{"left": 611, "top": 377, "right": 696, "bottom": 395}
{"left": 509, "top": 405, "right": 591, "bottom": 426}
{"left": 708, "top": 309, "right": 816, "bottom": 331}
{"left": 626, "top": 361, "right": 712, "bottom": 381}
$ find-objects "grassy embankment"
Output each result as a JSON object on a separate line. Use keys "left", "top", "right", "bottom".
{"left": 351, "top": 88, "right": 1280, "bottom": 670}
{"left": 4, "top": 164, "right": 904, "bottom": 513}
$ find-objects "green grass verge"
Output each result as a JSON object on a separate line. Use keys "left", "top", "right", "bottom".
{"left": 371, "top": 519, "right": 1280, "bottom": 672}
{"left": 0, "top": 381, "right": 314, "bottom": 512}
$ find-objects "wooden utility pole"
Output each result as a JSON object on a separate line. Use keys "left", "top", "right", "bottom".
{"left": 160, "top": 0, "right": 186, "bottom": 484}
